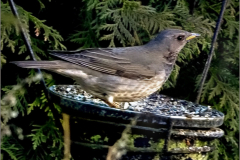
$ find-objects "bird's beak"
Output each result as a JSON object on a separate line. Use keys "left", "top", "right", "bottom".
{"left": 186, "top": 33, "right": 201, "bottom": 41}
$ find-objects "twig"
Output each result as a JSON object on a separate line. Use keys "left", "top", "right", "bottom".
{"left": 62, "top": 113, "right": 71, "bottom": 160}
{"left": 106, "top": 117, "right": 137, "bottom": 160}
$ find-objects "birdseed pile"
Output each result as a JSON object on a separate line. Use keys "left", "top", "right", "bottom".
{"left": 52, "top": 85, "right": 223, "bottom": 118}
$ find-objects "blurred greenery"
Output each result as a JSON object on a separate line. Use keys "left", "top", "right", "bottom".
{"left": 1, "top": 0, "right": 239, "bottom": 159}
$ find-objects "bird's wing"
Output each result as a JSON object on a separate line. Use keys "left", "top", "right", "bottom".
{"left": 49, "top": 48, "right": 156, "bottom": 80}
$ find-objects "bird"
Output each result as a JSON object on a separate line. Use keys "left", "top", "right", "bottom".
{"left": 11, "top": 29, "right": 200, "bottom": 108}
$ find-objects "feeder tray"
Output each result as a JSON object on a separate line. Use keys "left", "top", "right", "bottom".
{"left": 49, "top": 85, "right": 224, "bottom": 129}
{"left": 48, "top": 85, "right": 224, "bottom": 160}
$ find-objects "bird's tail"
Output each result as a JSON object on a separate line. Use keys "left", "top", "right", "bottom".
{"left": 10, "top": 61, "right": 63, "bottom": 69}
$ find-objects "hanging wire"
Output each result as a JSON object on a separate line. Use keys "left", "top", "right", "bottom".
{"left": 190, "top": 0, "right": 197, "bottom": 15}
{"left": 8, "top": 0, "right": 63, "bottom": 132}
{"left": 195, "top": 0, "right": 228, "bottom": 103}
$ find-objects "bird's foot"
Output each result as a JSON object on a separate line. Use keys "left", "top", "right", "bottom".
{"left": 104, "top": 100, "right": 121, "bottom": 109}
{"left": 103, "top": 95, "right": 121, "bottom": 109}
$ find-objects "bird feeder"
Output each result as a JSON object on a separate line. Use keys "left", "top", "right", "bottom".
{"left": 49, "top": 85, "right": 224, "bottom": 160}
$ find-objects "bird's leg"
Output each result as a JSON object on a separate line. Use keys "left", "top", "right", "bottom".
{"left": 104, "top": 101, "right": 120, "bottom": 108}
{"left": 103, "top": 96, "right": 120, "bottom": 108}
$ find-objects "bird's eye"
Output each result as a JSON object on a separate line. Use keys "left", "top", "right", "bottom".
{"left": 177, "top": 35, "right": 184, "bottom": 41}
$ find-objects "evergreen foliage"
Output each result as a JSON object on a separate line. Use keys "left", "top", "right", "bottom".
{"left": 1, "top": 0, "right": 238, "bottom": 159}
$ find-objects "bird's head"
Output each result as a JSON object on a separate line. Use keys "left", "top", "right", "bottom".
{"left": 148, "top": 29, "right": 200, "bottom": 54}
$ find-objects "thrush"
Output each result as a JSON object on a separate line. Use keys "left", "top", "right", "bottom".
{"left": 11, "top": 29, "right": 200, "bottom": 108}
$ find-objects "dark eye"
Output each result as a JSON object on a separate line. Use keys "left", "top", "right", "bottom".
{"left": 177, "top": 35, "right": 184, "bottom": 41}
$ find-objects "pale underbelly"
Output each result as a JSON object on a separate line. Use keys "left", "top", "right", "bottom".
{"left": 87, "top": 75, "right": 165, "bottom": 102}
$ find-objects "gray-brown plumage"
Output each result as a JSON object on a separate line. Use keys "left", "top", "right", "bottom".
{"left": 11, "top": 29, "right": 200, "bottom": 108}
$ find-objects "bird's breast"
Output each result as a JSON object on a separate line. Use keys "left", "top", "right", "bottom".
{"left": 90, "top": 73, "right": 166, "bottom": 102}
